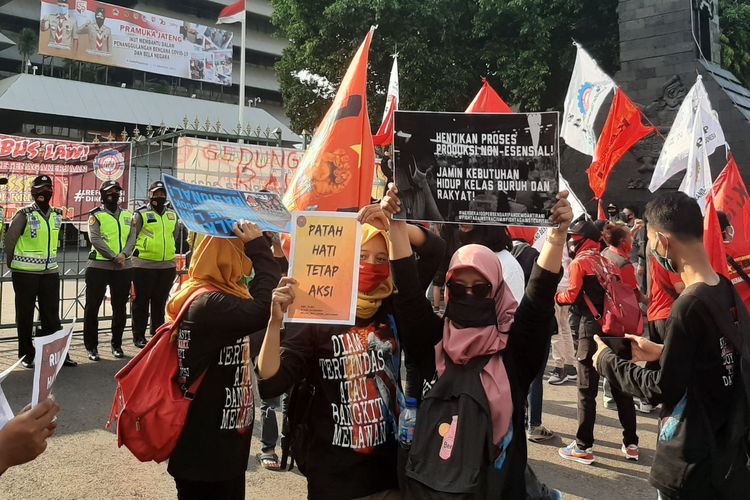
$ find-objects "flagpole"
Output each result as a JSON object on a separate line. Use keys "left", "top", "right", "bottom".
{"left": 238, "top": 0, "right": 247, "bottom": 129}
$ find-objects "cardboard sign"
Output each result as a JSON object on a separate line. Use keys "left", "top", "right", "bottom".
{"left": 31, "top": 326, "right": 73, "bottom": 407}
{"left": 286, "top": 212, "right": 361, "bottom": 325}
{"left": 163, "top": 174, "right": 291, "bottom": 237}
{"left": 393, "top": 111, "right": 560, "bottom": 227}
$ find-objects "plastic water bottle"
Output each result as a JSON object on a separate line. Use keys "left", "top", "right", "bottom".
{"left": 398, "top": 397, "right": 418, "bottom": 447}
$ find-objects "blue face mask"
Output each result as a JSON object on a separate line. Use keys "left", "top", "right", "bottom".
{"left": 651, "top": 234, "right": 678, "bottom": 274}
{"left": 58, "top": 6, "right": 68, "bottom": 15}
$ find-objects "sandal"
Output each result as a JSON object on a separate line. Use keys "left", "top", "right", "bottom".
{"left": 257, "top": 452, "right": 282, "bottom": 471}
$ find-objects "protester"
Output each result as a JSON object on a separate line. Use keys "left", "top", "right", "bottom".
{"left": 84, "top": 181, "right": 136, "bottom": 361}
{"left": 4, "top": 175, "right": 76, "bottom": 368}
{"left": 256, "top": 216, "right": 444, "bottom": 500}
{"left": 167, "top": 221, "right": 280, "bottom": 500}
{"left": 379, "top": 184, "right": 571, "bottom": 497}
{"left": 131, "top": 181, "right": 183, "bottom": 349}
{"left": 622, "top": 205, "right": 647, "bottom": 289}
{"left": 556, "top": 219, "right": 640, "bottom": 464}
{"left": 0, "top": 397, "right": 59, "bottom": 476}
{"left": 601, "top": 224, "right": 647, "bottom": 305}
{"left": 549, "top": 245, "right": 577, "bottom": 385}
{"left": 594, "top": 192, "right": 749, "bottom": 498}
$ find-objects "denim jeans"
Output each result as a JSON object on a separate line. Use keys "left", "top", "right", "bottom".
{"left": 260, "top": 393, "right": 288, "bottom": 452}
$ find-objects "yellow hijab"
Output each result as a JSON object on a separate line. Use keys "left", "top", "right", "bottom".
{"left": 166, "top": 233, "right": 253, "bottom": 321}
{"left": 357, "top": 224, "right": 395, "bottom": 320}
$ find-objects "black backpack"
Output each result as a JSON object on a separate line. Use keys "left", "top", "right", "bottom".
{"left": 404, "top": 355, "right": 504, "bottom": 499}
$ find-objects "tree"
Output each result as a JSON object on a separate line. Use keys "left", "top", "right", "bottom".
{"left": 720, "top": 0, "right": 750, "bottom": 87}
{"left": 271, "top": 0, "right": 618, "bottom": 133}
{"left": 17, "top": 28, "right": 38, "bottom": 74}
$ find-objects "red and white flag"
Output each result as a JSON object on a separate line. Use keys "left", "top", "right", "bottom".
{"left": 704, "top": 194, "right": 729, "bottom": 278}
{"left": 217, "top": 0, "right": 245, "bottom": 24}
{"left": 373, "top": 55, "right": 399, "bottom": 147}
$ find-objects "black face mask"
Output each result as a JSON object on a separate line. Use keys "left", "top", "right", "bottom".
{"left": 104, "top": 193, "right": 120, "bottom": 210}
{"left": 33, "top": 189, "right": 53, "bottom": 207}
{"left": 568, "top": 238, "right": 585, "bottom": 258}
{"left": 150, "top": 197, "right": 167, "bottom": 211}
{"left": 444, "top": 295, "right": 497, "bottom": 329}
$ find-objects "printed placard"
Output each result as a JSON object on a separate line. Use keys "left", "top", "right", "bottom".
{"left": 393, "top": 111, "right": 560, "bottom": 227}
{"left": 0, "top": 358, "right": 25, "bottom": 430}
{"left": 32, "top": 326, "right": 73, "bottom": 407}
{"left": 286, "top": 212, "right": 361, "bottom": 325}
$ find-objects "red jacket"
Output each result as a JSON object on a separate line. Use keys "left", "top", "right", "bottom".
{"left": 555, "top": 241, "right": 606, "bottom": 309}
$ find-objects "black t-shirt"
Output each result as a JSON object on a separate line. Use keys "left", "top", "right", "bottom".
{"left": 258, "top": 308, "right": 402, "bottom": 500}
{"left": 167, "top": 240, "right": 281, "bottom": 482}
{"left": 598, "top": 278, "right": 740, "bottom": 496}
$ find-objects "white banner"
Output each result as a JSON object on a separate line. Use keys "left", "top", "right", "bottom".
{"left": 561, "top": 44, "right": 616, "bottom": 156}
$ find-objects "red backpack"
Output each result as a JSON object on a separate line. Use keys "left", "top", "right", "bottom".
{"left": 106, "top": 287, "right": 215, "bottom": 463}
{"left": 583, "top": 256, "right": 644, "bottom": 337}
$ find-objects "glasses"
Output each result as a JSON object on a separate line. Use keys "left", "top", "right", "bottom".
{"left": 446, "top": 281, "right": 492, "bottom": 299}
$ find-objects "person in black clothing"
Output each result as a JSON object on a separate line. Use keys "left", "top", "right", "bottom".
{"left": 378, "top": 184, "right": 572, "bottom": 498}
{"left": 166, "top": 221, "right": 281, "bottom": 500}
{"left": 257, "top": 218, "right": 445, "bottom": 500}
{"left": 593, "top": 192, "right": 749, "bottom": 499}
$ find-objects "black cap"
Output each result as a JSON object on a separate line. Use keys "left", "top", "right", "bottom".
{"left": 569, "top": 219, "right": 601, "bottom": 242}
{"left": 32, "top": 175, "right": 53, "bottom": 189}
{"left": 148, "top": 181, "right": 166, "bottom": 193}
{"left": 593, "top": 219, "right": 609, "bottom": 235}
{"left": 100, "top": 180, "right": 122, "bottom": 195}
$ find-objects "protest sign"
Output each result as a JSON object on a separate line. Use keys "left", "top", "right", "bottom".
{"left": 164, "top": 174, "right": 291, "bottom": 237}
{"left": 32, "top": 326, "right": 73, "bottom": 407}
{"left": 286, "top": 212, "right": 361, "bottom": 325}
{"left": 393, "top": 111, "right": 560, "bottom": 227}
{"left": 0, "top": 358, "right": 25, "bottom": 430}
{"left": 39, "top": 0, "right": 233, "bottom": 86}
{"left": 175, "top": 137, "right": 302, "bottom": 195}
{"left": 0, "top": 134, "right": 131, "bottom": 223}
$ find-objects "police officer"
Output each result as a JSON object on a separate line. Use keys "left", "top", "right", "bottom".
{"left": 131, "top": 181, "right": 182, "bottom": 348}
{"left": 4, "top": 175, "right": 76, "bottom": 368}
{"left": 84, "top": 180, "right": 136, "bottom": 361}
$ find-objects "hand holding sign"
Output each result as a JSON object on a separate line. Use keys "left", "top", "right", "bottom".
{"left": 0, "top": 397, "right": 59, "bottom": 475}
{"left": 233, "top": 220, "right": 263, "bottom": 243}
{"left": 271, "top": 277, "right": 298, "bottom": 323}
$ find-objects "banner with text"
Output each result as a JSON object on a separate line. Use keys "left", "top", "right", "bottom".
{"left": 0, "top": 134, "right": 131, "bottom": 223}
{"left": 286, "top": 212, "right": 361, "bottom": 325}
{"left": 175, "top": 137, "right": 302, "bottom": 195}
{"left": 163, "top": 174, "right": 291, "bottom": 237}
{"left": 39, "top": 0, "right": 233, "bottom": 86}
{"left": 393, "top": 111, "right": 560, "bottom": 226}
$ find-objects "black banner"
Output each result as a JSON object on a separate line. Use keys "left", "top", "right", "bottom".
{"left": 393, "top": 111, "right": 560, "bottom": 227}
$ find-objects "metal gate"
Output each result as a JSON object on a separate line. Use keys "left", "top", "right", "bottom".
{"left": 0, "top": 122, "right": 287, "bottom": 342}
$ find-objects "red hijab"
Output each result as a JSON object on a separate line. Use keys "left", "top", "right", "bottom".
{"left": 435, "top": 244, "right": 518, "bottom": 445}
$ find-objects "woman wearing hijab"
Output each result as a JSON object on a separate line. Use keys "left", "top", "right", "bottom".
{"left": 379, "top": 185, "right": 572, "bottom": 498}
{"left": 166, "top": 221, "right": 281, "bottom": 500}
{"left": 257, "top": 220, "right": 444, "bottom": 500}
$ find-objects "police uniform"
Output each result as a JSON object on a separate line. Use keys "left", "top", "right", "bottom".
{"left": 131, "top": 181, "right": 183, "bottom": 346}
{"left": 84, "top": 181, "right": 136, "bottom": 359}
{"left": 4, "top": 175, "right": 64, "bottom": 366}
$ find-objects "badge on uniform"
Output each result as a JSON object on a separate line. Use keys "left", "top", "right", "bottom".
{"left": 53, "top": 217, "right": 62, "bottom": 230}
{"left": 146, "top": 213, "right": 157, "bottom": 223}
{"left": 124, "top": 217, "right": 132, "bottom": 226}
{"left": 167, "top": 213, "right": 176, "bottom": 220}
{"left": 88, "top": 216, "right": 97, "bottom": 226}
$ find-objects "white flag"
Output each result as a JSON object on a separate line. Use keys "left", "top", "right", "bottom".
{"left": 533, "top": 175, "right": 588, "bottom": 251}
{"left": 561, "top": 44, "right": 616, "bottom": 156}
{"left": 679, "top": 109, "right": 713, "bottom": 213}
{"left": 381, "top": 56, "right": 399, "bottom": 123}
{"left": 649, "top": 76, "right": 726, "bottom": 192}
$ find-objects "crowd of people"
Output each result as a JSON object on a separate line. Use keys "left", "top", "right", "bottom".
{"left": 0, "top": 176, "right": 748, "bottom": 500}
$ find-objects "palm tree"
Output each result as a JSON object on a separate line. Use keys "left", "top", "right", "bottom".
{"left": 17, "top": 28, "right": 38, "bottom": 74}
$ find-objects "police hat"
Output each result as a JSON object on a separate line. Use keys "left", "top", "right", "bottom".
{"left": 569, "top": 219, "right": 601, "bottom": 242}
{"left": 148, "top": 181, "right": 166, "bottom": 194}
{"left": 32, "top": 175, "right": 53, "bottom": 189}
{"left": 100, "top": 180, "right": 122, "bottom": 194}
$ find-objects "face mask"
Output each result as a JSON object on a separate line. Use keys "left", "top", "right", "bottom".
{"left": 104, "top": 193, "right": 120, "bottom": 209}
{"left": 150, "top": 197, "right": 166, "bottom": 211}
{"left": 33, "top": 189, "right": 53, "bottom": 206}
{"left": 651, "top": 235, "right": 678, "bottom": 274}
{"left": 358, "top": 262, "right": 390, "bottom": 293}
{"left": 96, "top": 16, "right": 105, "bottom": 28}
{"left": 58, "top": 6, "right": 67, "bottom": 15}
{"left": 568, "top": 238, "right": 585, "bottom": 258}
{"left": 445, "top": 295, "right": 497, "bottom": 329}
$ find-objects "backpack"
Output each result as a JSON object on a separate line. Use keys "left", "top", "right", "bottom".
{"left": 106, "top": 286, "right": 215, "bottom": 463}
{"left": 279, "top": 378, "right": 316, "bottom": 473}
{"left": 404, "top": 355, "right": 501, "bottom": 499}
{"left": 583, "top": 255, "right": 644, "bottom": 337}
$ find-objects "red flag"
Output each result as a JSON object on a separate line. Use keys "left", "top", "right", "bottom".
{"left": 373, "top": 95, "right": 395, "bottom": 147}
{"left": 283, "top": 28, "right": 376, "bottom": 213}
{"left": 465, "top": 78, "right": 513, "bottom": 113}
{"left": 217, "top": 0, "right": 245, "bottom": 24}
{"left": 704, "top": 194, "right": 729, "bottom": 277}
{"left": 597, "top": 199, "right": 606, "bottom": 220}
{"left": 588, "top": 89, "right": 655, "bottom": 199}
{"left": 711, "top": 154, "right": 750, "bottom": 259}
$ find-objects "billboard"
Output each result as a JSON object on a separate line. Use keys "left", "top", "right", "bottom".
{"left": 175, "top": 137, "right": 303, "bottom": 195}
{"left": 0, "top": 134, "right": 131, "bottom": 223}
{"left": 38, "top": 0, "right": 234, "bottom": 86}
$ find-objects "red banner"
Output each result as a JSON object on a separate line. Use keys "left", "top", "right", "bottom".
{"left": 0, "top": 134, "right": 131, "bottom": 222}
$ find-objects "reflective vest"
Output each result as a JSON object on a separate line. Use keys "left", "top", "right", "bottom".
{"left": 135, "top": 208, "right": 178, "bottom": 262}
{"left": 11, "top": 207, "right": 62, "bottom": 272}
{"left": 90, "top": 209, "right": 132, "bottom": 261}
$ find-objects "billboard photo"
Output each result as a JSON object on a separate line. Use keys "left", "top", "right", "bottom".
{"left": 39, "top": 0, "right": 234, "bottom": 86}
